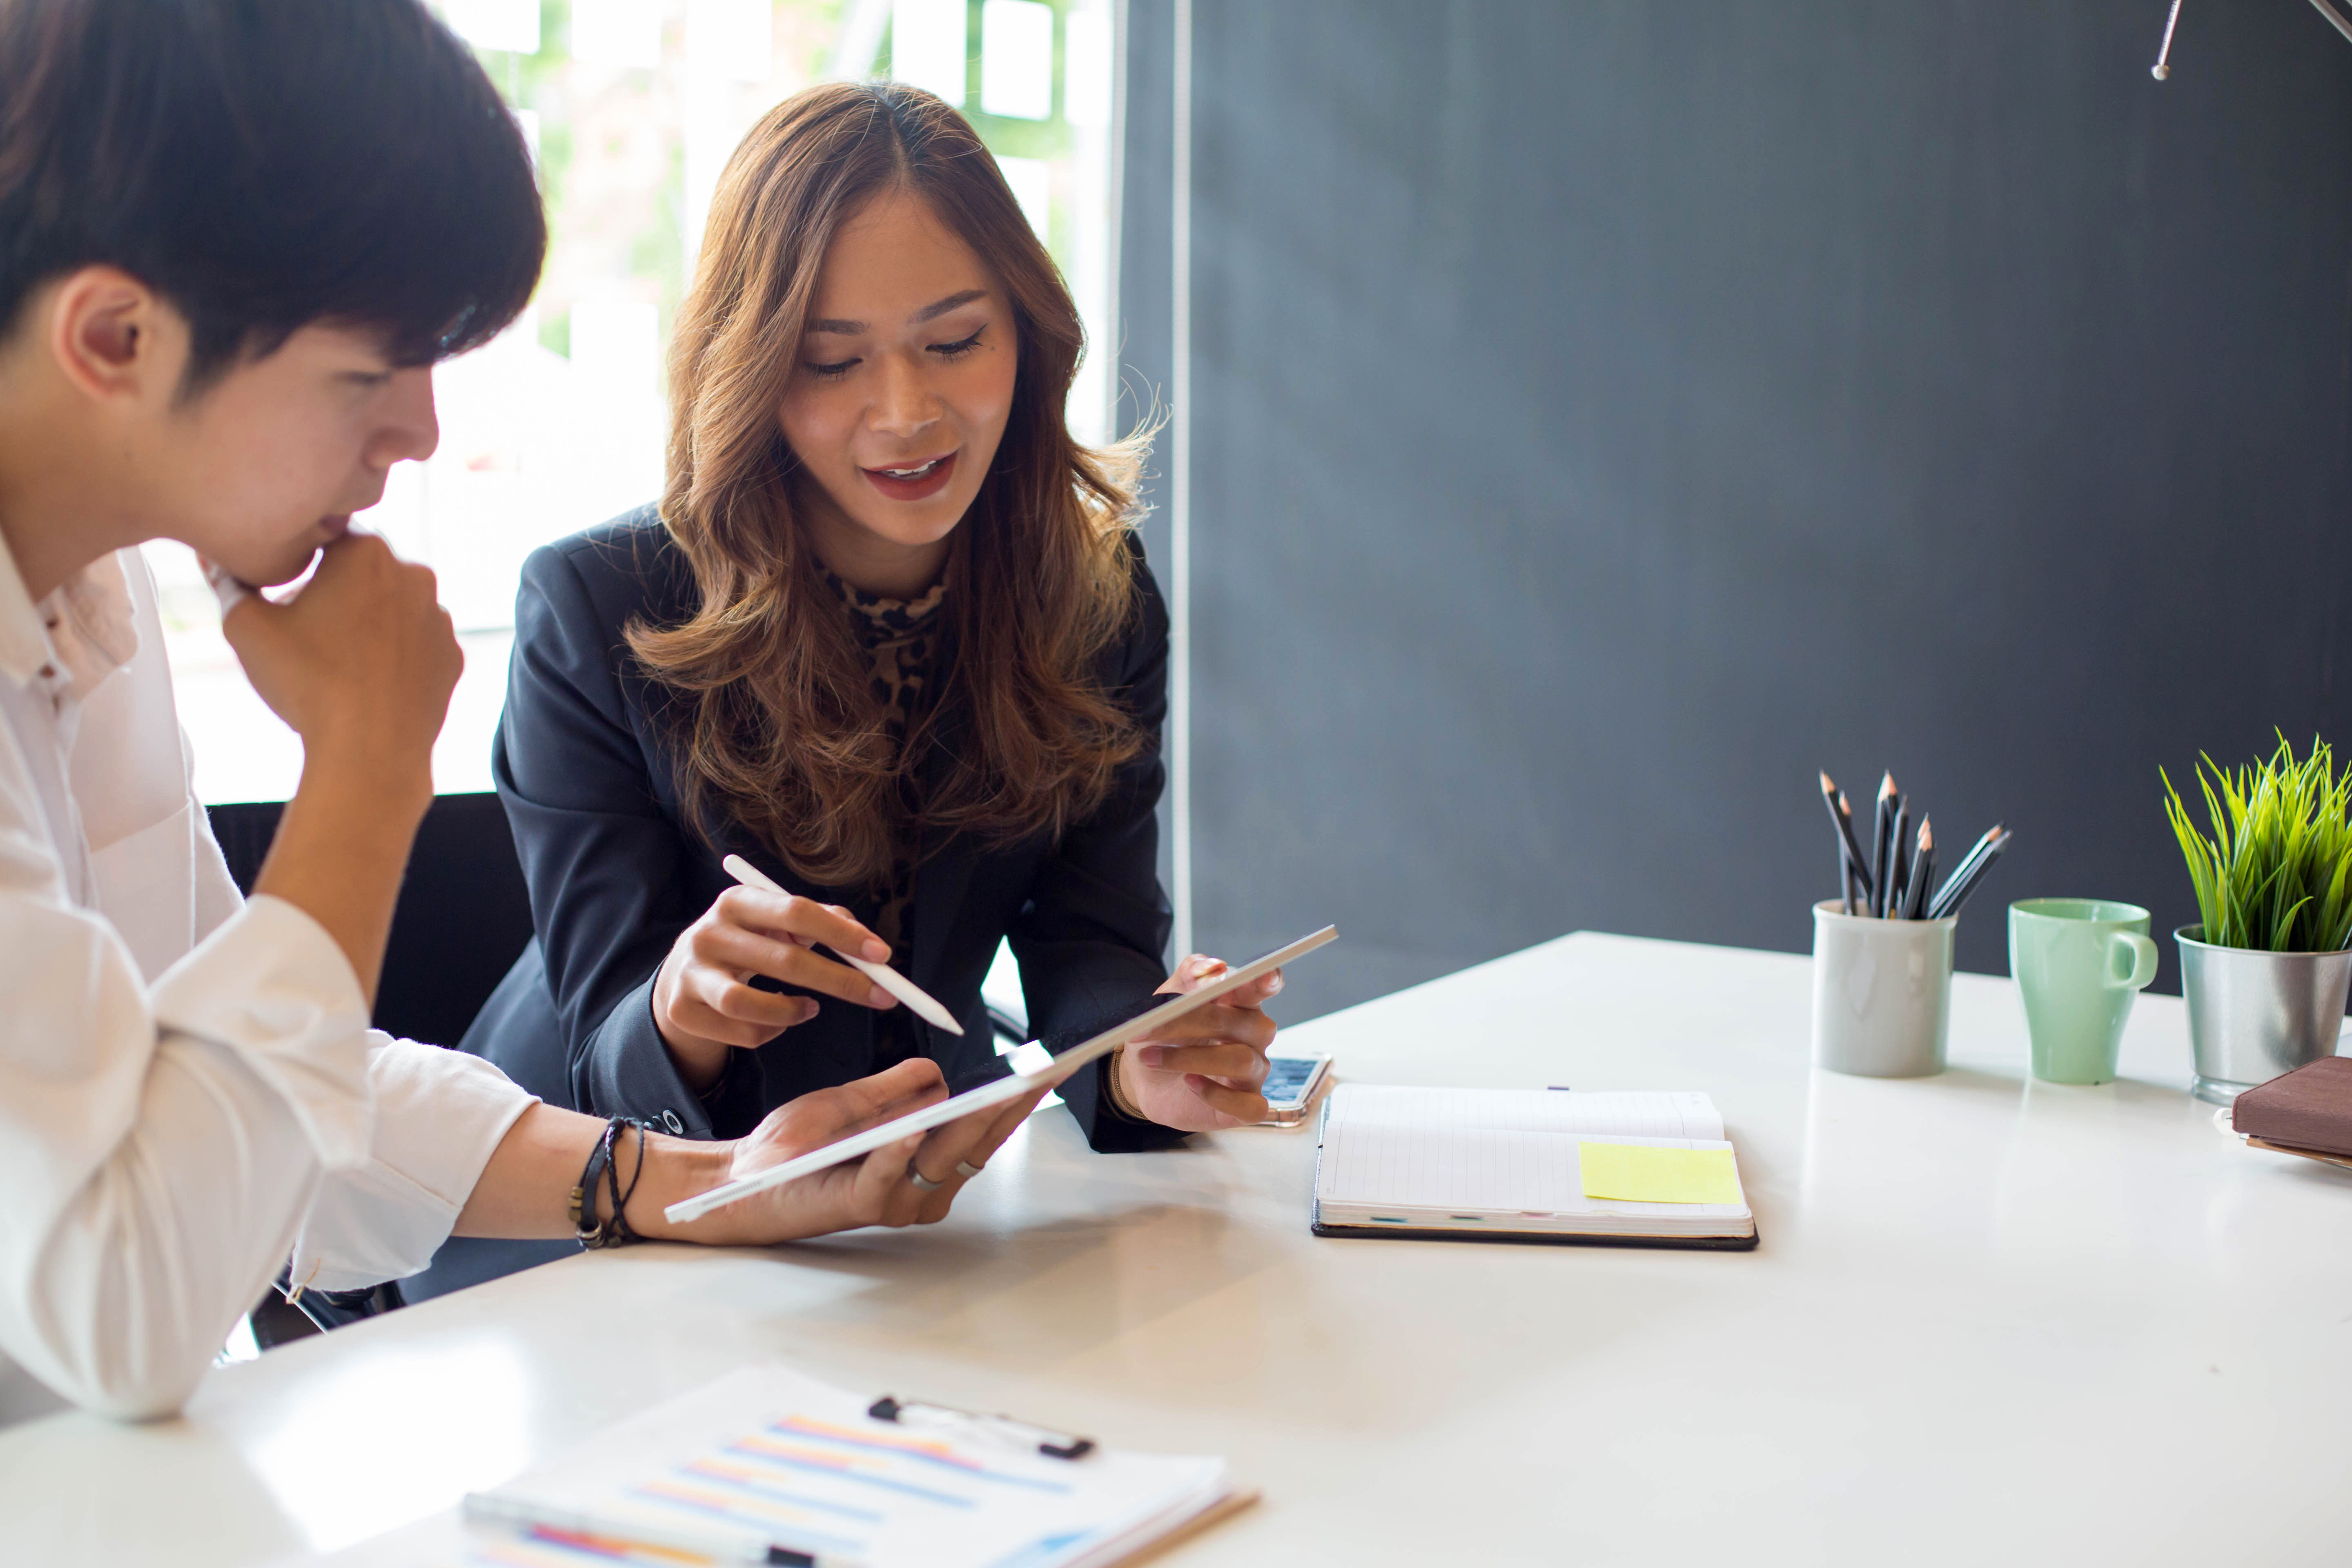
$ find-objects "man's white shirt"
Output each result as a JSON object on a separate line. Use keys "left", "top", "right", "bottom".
{"left": 0, "top": 536, "right": 533, "bottom": 1423}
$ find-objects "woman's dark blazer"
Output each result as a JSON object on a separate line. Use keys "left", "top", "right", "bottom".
{"left": 460, "top": 507, "right": 1184, "bottom": 1154}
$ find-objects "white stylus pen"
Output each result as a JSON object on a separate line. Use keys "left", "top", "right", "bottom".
{"left": 720, "top": 853, "right": 964, "bottom": 1036}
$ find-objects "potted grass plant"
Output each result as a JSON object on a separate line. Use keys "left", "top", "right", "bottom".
{"left": 2163, "top": 734, "right": 2352, "bottom": 1104}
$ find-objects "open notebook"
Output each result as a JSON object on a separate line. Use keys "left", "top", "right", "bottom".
{"left": 1311, "top": 1085, "right": 1758, "bottom": 1250}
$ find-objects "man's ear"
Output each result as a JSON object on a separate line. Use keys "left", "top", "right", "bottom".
{"left": 45, "top": 266, "right": 186, "bottom": 407}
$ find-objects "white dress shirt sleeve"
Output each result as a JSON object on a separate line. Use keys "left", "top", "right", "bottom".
{"left": 292, "top": 1037, "right": 536, "bottom": 1294}
{"left": 1, "top": 827, "right": 541, "bottom": 1419}
{"left": 0, "top": 835, "right": 373, "bottom": 1419}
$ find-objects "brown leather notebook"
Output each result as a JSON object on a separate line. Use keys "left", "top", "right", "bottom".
{"left": 2232, "top": 1056, "right": 2352, "bottom": 1158}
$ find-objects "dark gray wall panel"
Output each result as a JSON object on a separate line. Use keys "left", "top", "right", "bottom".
{"left": 1120, "top": 0, "right": 2352, "bottom": 1020}
{"left": 1114, "top": 0, "right": 1179, "bottom": 913}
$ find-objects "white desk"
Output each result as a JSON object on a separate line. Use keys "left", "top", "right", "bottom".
{"left": 7, "top": 932, "right": 2350, "bottom": 1566}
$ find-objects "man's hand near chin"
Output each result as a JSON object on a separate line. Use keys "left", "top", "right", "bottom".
{"left": 219, "top": 531, "right": 461, "bottom": 1004}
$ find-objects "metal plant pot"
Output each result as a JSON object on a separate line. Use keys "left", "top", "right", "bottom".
{"left": 2174, "top": 926, "right": 2352, "bottom": 1105}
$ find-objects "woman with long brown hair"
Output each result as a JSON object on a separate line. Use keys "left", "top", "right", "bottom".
{"left": 453, "top": 81, "right": 1281, "bottom": 1245}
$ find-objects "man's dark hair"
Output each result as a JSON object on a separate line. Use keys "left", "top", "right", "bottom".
{"left": 0, "top": 0, "right": 546, "bottom": 390}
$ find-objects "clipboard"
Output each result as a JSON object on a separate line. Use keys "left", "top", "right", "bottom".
{"left": 459, "top": 1362, "right": 1254, "bottom": 1568}
{"left": 664, "top": 925, "right": 1338, "bottom": 1225}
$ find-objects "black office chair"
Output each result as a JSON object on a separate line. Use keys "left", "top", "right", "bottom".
{"left": 211, "top": 792, "right": 537, "bottom": 1335}
{"left": 210, "top": 791, "right": 537, "bottom": 1051}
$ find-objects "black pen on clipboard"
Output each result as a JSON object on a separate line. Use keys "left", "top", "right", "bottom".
{"left": 866, "top": 1395, "right": 1096, "bottom": 1460}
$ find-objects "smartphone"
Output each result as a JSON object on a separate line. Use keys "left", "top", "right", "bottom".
{"left": 1257, "top": 1051, "right": 1333, "bottom": 1126}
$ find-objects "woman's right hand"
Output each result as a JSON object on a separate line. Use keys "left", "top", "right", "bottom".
{"left": 653, "top": 884, "right": 901, "bottom": 1089}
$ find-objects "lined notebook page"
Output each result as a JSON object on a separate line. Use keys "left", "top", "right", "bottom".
{"left": 1316, "top": 1086, "right": 1726, "bottom": 1213}
{"left": 1327, "top": 1086, "right": 1721, "bottom": 1140}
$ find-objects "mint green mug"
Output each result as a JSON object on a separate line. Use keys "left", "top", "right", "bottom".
{"left": 2008, "top": 899, "right": 2160, "bottom": 1084}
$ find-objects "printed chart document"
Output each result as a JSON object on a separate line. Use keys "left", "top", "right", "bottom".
{"left": 1311, "top": 1085, "right": 1758, "bottom": 1250}
{"left": 445, "top": 1364, "right": 1243, "bottom": 1568}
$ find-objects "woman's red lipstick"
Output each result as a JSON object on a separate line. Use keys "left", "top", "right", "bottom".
{"left": 861, "top": 450, "right": 957, "bottom": 501}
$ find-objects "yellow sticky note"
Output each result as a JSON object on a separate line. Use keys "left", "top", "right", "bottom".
{"left": 1578, "top": 1142, "right": 1743, "bottom": 1206}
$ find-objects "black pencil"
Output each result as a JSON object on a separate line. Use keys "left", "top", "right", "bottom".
{"left": 1872, "top": 773, "right": 1897, "bottom": 917}
{"left": 1884, "top": 794, "right": 1910, "bottom": 919}
{"left": 1925, "top": 848, "right": 1991, "bottom": 921}
{"left": 1901, "top": 818, "right": 1934, "bottom": 920}
{"left": 1927, "top": 829, "right": 2010, "bottom": 920}
{"left": 1926, "top": 826, "right": 2007, "bottom": 920}
{"left": 1818, "top": 770, "right": 1853, "bottom": 912}
{"left": 1837, "top": 788, "right": 1874, "bottom": 908}
{"left": 1933, "top": 828, "right": 2012, "bottom": 919}
{"left": 1819, "top": 772, "right": 1875, "bottom": 909}
{"left": 1926, "top": 823, "right": 2004, "bottom": 918}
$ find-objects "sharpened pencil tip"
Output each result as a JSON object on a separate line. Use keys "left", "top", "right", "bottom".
{"left": 1919, "top": 818, "right": 1933, "bottom": 850}
{"left": 1879, "top": 772, "right": 1898, "bottom": 799}
{"left": 1820, "top": 769, "right": 1836, "bottom": 795}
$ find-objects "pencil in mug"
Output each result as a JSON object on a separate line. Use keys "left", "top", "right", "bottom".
{"left": 1818, "top": 771, "right": 1876, "bottom": 913}
{"left": 1884, "top": 793, "right": 1911, "bottom": 919}
{"left": 1838, "top": 792, "right": 1868, "bottom": 915}
{"left": 1926, "top": 822, "right": 2004, "bottom": 911}
{"left": 1927, "top": 828, "right": 2011, "bottom": 920}
{"left": 1872, "top": 773, "right": 1898, "bottom": 917}
{"left": 1900, "top": 818, "right": 1934, "bottom": 920}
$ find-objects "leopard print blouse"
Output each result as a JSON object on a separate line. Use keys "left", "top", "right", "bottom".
{"left": 823, "top": 566, "right": 947, "bottom": 964}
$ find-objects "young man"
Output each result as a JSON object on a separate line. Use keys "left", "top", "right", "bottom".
{"left": 0, "top": 0, "right": 1042, "bottom": 1425}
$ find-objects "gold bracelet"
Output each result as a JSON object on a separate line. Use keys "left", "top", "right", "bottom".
{"left": 1105, "top": 1045, "right": 1146, "bottom": 1119}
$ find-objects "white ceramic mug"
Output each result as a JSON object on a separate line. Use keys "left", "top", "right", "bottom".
{"left": 1811, "top": 900, "right": 1956, "bottom": 1078}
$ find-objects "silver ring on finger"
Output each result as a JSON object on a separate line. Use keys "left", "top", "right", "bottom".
{"left": 908, "top": 1169, "right": 947, "bottom": 1192}
{"left": 954, "top": 1161, "right": 984, "bottom": 1179}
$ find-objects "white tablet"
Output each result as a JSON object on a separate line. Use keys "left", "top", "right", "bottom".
{"left": 662, "top": 925, "right": 1339, "bottom": 1225}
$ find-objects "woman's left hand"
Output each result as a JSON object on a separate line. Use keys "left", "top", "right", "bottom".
{"left": 1110, "top": 953, "right": 1283, "bottom": 1131}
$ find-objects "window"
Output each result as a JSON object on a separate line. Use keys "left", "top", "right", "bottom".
{"left": 151, "top": 0, "right": 1119, "bottom": 805}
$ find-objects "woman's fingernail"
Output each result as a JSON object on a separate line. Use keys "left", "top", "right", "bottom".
{"left": 1134, "top": 1045, "right": 1165, "bottom": 1068}
{"left": 869, "top": 984, "right": 897, "bottom": 1008}
{"left": 792, "top": 999, "right": 819, "bottom": 1023}
{"left": 862, "top": 939, "right": 890, "bottom": 962}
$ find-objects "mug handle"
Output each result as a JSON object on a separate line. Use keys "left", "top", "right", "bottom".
{"left": 2108, "top": 931, "right": 2158, "bottom": 991}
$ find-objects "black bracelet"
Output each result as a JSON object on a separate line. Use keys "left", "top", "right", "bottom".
{"left": 566, "top": 1124, "right": 612, "bottom": 1239}
{"left": 605, "top": 1118, "right": 649, "bottom": 1247}
{"left": 572, "top": 1116, "right": 649, "bottom": 1250}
